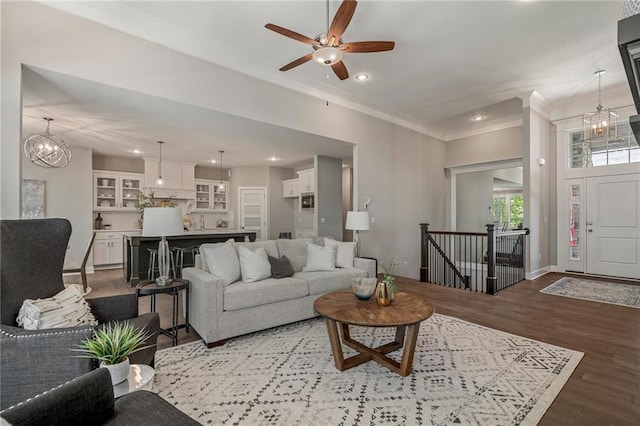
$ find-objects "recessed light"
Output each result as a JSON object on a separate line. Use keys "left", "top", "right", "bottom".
{"left": 354, "top": 73, "right": 369, "bottom": 81}
{"left": 131, "top": 149, "right": 142, "bottom": 154}
{"left": 209, "top": 159, "right": 217, "bottom": 164}
{"left": 472, "top": 115, "right": 485, "bottom": 122}
{"left": 268, "top": 156, "right": 279, "bottom": 162}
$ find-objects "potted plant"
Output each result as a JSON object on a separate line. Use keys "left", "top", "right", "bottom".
{"left": 376, "top": 258, "right": 408, "bottom": 305}
{"left": 73, "top": 321, "right": 154, "bottom": 385}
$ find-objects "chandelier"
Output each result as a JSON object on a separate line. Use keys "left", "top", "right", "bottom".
{"left": 23, "top": 118, "right": 72, "bottom": 168}
{"left": 582, "top": 70, "right": 618, "bottom": 141}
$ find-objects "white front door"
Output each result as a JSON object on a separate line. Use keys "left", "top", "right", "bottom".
{"left": 586, "top": 174, "right": 640, "bottom": 278}
{"left": 238, "top": 187, "right": 267, "bottom": 241}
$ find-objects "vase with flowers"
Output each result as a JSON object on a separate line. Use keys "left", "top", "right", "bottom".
{"left": 376, "top": 258, "right": 408, "bottom": 306}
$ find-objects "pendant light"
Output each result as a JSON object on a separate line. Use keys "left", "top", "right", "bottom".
{"left": 23, "top": 117, "right": 72, "bottom": 168}
{"left": 156, "top": 141, "right": 165, "bottom": 186}
{"left": 582, "top": 70, "right": 618, "bottom": 141}
{"left": 218, "top": 150, "right": 225, "bottom": 191}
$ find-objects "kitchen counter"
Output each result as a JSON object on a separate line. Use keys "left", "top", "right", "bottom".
{"left": 123, "top": 230, "right": 256, "bottom": 285}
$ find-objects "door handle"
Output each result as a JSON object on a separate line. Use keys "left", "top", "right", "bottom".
{"left": 586, "top": 221, "right": 593, "bottom": 225}
{"left": 588, "top": 229, "right": 593, "bottom": 232}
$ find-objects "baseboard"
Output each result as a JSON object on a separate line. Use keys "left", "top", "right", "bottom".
{"left": 550, "top": 265, "right": 562, "bottom": 273}
{"left": 526, "top": 266, "right": 552, "bottom": 280}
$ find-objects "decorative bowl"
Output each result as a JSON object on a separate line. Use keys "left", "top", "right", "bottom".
{"left": 352, "top": 277, "right": 377, "bottom": 300}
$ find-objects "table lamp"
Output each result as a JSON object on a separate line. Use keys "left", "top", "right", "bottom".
{"left": 346, "top": 211, "right": 370, "bottom": 257}
{"left": 142, "top": 207, "right": 183, "bottom": 285}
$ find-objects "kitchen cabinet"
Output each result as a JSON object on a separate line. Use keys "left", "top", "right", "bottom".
{"left": 297, "top": 169, "right": 314, "bottom": 193}
{"left": 144, "top": 159, "right": 195, "bottom": 196}
{"left": 282, "top": 178, "right": 299, "bottom": 198}
{"left": 194, "top": 179, "right": 228, "bottom": 211}
{"left": 94, "top": 172, "right": 144, "bottom": 211}
{"left": 93, "top": 232, "right": 125, "bottom": 266}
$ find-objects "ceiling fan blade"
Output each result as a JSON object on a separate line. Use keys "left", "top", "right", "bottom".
{"left": 279, "top": 53, "right": 314, "bottom": 71}
{"left": 265, "top": 23, "right": 315, "bottom": 45}
{"left": 331, "top": 61, "right": 349, "bottom": 80}
{"left": 340, "top": 41, "right": 395, "bottom": 53}
{"left": 328, "top": 0, "right": 357, "bottom": 46}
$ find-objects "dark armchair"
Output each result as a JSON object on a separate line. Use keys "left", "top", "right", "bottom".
{"left": 0, "top": 219, "right": 160, "bottom": 410}
{"left": 0, "top": 368, "right": 199, "bottom": 426}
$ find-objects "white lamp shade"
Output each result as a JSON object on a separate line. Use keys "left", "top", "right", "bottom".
{"left": 345, "top": 211, "right": 370, "bottom": 231}
{"left": 142, "top": 207, "right": 184, "bottom": 236}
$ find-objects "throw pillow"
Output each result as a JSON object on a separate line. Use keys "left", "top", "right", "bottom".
{"left": 323, "top": 239, "right": 356, "bottom": 268}
{"left": 303, "top": 241, "right": 337, "bottom": 272}
{"left": 203, "top": 242, "right": 241, "bottom": 285}
{"left": 16, "top": 285, "right": 97, "bottom": 330}
{"left": 238, "top": 246, "right": 272, "bottom": 283}
{"left": 268, "top": 255, "right": 294, "bottom": 279}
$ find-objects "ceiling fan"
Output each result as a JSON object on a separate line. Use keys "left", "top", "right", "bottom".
{"left": 265, "top": 0, "right": 395, "bottom": 80}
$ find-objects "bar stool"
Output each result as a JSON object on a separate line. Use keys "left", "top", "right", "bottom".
{"left": 147, "top": 248, "right": 176, "bottom": 280}
{"left": 173, "top": 246, "right": 200, "bottom": 278}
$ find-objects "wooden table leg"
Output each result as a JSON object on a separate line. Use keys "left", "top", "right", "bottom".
{"left": 398, "top": 323, "right": 421, "bottom": 376}
{"left": 325, "top": 318, "right": 346, "bottom": 370}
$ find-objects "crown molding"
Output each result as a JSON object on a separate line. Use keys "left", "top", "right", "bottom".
{"left": 445, "top": 114, "right": 523, "bottom": 141}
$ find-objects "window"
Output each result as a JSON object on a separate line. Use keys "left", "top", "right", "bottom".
{"left": 569, "top": 120, "right": 639, "bottom": 168}
{"left": 492, "top": 193, "right": 523, "bottom": 230}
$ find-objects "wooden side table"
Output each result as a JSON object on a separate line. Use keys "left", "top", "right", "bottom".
{"left": 136, "top": 279, "right": 190, "bottom": 346}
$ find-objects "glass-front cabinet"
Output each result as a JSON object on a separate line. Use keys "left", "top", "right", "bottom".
{"left": 213, "top": 182, "right": 227, "bottom": 210}
{"left": 194, "top": 179, "right": 228, "bottom": 211}
{"left": 194, "top": 180, "right": 212, "bottom": 211}
{"left": 94, "top": 172, "right": 143, "bottom": 211}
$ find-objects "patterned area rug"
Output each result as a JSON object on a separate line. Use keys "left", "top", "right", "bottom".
{"left": 155, "top": 314, "right": 582, "bottom": 425}
{"left": 540, "top": 277, "right": 640, "bottom": 308}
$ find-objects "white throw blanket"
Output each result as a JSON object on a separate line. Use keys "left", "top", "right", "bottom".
{"left": 17, "top": 285, "right": 97, "bottom": 330}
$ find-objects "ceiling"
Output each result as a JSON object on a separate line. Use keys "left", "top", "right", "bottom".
{"left": 22, "top": 66, "right": 354, "bottom": 168}
{"left": 24, "top": 0, "right": 633, "bottom": 166}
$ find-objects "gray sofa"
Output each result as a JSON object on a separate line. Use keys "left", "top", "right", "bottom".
{"left": 182, "top": 238, "right": 376, "bottom": 347}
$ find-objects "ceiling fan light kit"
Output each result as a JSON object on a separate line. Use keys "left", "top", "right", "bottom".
{"left": 313, "top": 46, "right": 344, "bottom": 65}
{"left": 265, "top": 0, "right": 395, "bottom": 80}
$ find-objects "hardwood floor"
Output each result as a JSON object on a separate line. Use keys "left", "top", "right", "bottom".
{"left": 71, "top": 269, "right": 639, "bottom": 425}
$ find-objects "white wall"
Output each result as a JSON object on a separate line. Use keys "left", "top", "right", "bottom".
{"left": 268, "top": 167, "right": 295, "bottom": 239}
{"left": 22, "top": 145, "right": 93, "bottom": 269}
{"left": 456, "top": 171, "right": 494, "bottom": 232}
{"left": 446, "top": 126, "right": 523, "bottom": 168}
{"left": 316, "top": 156, "right": 343, "bottom": 240}
{"left": 523, "top": 106, "right": 553, "bottom": 276}
{"left": 1, "top": 1, "right": 447, "bottom": 279}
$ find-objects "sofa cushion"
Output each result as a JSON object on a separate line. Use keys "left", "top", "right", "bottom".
{"left": 275, "top": 239, "right": 310, "bottom": 273}
{"left": 303, "top": 242, "right": 337, "bottom": 272}
{"left": 238, "top": 246, "right": 271, "bottom": 283}
{"left": 199, "top": 239, "right": 235, "bottom": 273}
{"left": 268, "top": 255, "right": 294, "bottom": 279}
{"left": 233, "top": 240, "right": 279, "bottom": 258}
{"left": 295, "top": 268, "right": 368, "bottom": 295}
{"left": 223, "top": 277, "right": 309, "bottom": 311}
{"left": 202, "top": 243, "right": 241, "bottom": 286}
{"left": 323, "top": 239, "right": 356, "bottom": 268}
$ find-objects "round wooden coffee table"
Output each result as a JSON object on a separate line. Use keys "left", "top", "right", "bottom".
{"left": 314, "top": 289, "right": 434, "bottom": 377}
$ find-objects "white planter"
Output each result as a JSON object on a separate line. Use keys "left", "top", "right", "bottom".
{"left": 100, "top": 358, "right": 130, "bottom": 385}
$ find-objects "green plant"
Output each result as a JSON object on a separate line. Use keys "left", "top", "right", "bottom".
{"left": 136, "top": 190, "right": 177, "bottom": 215}
{"left": 381, "top": 257, "right": 408, "bottom": 294}
{"left": 72, "top": 322, "right": 154, "bottom": 365}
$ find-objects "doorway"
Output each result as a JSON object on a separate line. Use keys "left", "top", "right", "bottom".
{"left": 238, "top": 187, "right": 267, "bottom": 241}
{"left": 564, "top": 174, "right": 640, "bottom": 278}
